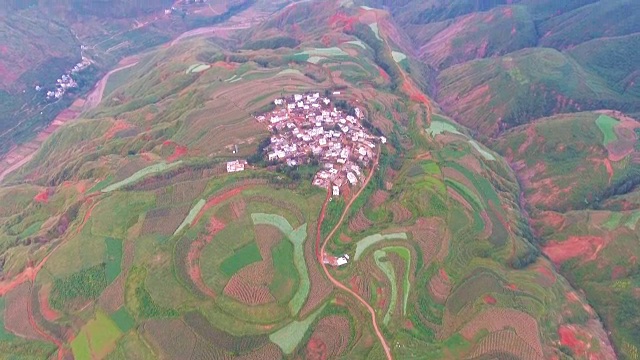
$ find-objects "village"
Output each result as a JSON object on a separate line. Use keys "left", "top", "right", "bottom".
{"left": 38, "top": 56, "right": 92, "bottom": 100}
{"left": 253, "top": 92, "right": 385, "bottom": 196}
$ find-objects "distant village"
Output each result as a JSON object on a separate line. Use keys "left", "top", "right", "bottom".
{"left": 36, "top": 56, "right": 92, "bottom": 100}
{"left": 248, "top": 92, "right": 385, "bottom": 195}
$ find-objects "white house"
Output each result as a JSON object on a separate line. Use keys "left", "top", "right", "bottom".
{"left": 332, "top": 186, "right": 340, "bottom": 196}
{"left": 347, "top": 172, "right": 357, "bottom": 185}
{"left": 226, "top": 160, "right": 246, "bottom": 173}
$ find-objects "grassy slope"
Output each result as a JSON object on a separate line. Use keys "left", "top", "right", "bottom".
{"left": 436, "top": 47, "right": 637, "bottom": 137}
{"left": 495, "top": 111, "right": 640, "bottom": 355}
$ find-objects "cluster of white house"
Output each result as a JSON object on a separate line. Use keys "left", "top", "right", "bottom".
{"left": 255, "top": 93, "right": 386, "bottom": 192}
{"left": 37, "top": 57, "right": 91, "bottom": 100}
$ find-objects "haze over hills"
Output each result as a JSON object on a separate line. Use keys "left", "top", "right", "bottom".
{"left": 0, "top": 0, "right": 638, "bottom": 359}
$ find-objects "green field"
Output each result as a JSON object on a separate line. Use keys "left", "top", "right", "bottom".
{"left": 174, "top": 199, "right": 206, "bottom": 235}
{"left": 71, "top": 311, "right": 122, "bottom": 360}
{"left": 269, "top": 304, "right": 326, "bottom": 354}
{"left": 102, "top": 162, "right": 183, "bottom": 193}
{"left": 220, "top": 242, "right": 262, "bottom": 276}
{"left": 105, "top": 238, "right": 123, "bottom": 283}
{"left": 426, "top": 120, "right": 464, "bottom": 137}
{"left": 354, "top": 232, "right": 408, "bottom": 260}
{"left": 596, "top": 115, "right": 619, "bottom": 145}
{"left": 110, "top": 307, "right": 136, "bottom": 333}
{"left": 374, "top": 249, "right": 398, "bottom": 326}
{"left": 251, "top": 213, "right": 309, "bottom": 315}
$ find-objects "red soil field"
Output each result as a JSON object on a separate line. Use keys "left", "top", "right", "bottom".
{"left": 104, "top": 120, "right": 133, "bottom": 140}
{"left": 389, "top": 203, "right": 412, "bottom": 223}
{"left": 191, "top": 186, "right": 248, "bottom": 226}
{"left": 611, "top": 266, "right": 626, "bottom": 280}
{"left": 378, "top": 67, "right": 390, "bottom": 82}
{"left": 339, "top": 234, "right": 352, "bottom": 243}
{"left": 306, "top": 315, "right": 350, "bottom": 360}
{"left": 163, "top": 141, "right": 188, "bottom": 162}
{"left": 187, "top": 216, "right": 226, "bottom": 298}
{"left": 212, "top": 61, "right": 238, "bottom": 70}
{"left": 558, "top": 325, "right": 587, "bottom": 357}
{"left": 34, "top": 188, "right": 51, "bottom": 203}
{"left": 328, "top": 12, "right": 358, "bottom": 31}
{"left": 483, "top": 295, "right": 497, "bottom": 305}
{"left": 39, "top": 285, "right": 60, "bottom": 322}
{"left": 543, "top": 236, "right": 605, "bottom": 264}
{"left": 369, "top": 190, "right": 389, "bottom": 208}
{"left": 535, "top": 264, "right": 556, "bottom": 285}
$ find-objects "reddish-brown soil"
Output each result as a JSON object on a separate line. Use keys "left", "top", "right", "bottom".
{"left": 378, "top": 67, "right": 390, "bottom": 82}
{"left": 558, "top": 325, "right": 587, "bottom": 357}
{"left": 187, "top": 216, "right": 225, "bottom": 298}
{"left": 389, "top": 202, "right": 412, "bottom": 223}
{"left": 212, "top": 61, "right": 238, "bottom": 70}
{"left": 5, "top": 283, "right": 46, "bottom": 341}
{"left": 191, "top": 186, "right": 248, "bottom": 227}
{"left": 104, "top": 120, "right": 133, "bottom": 140}
{"left": 34, "top": 188, "right": 51, "bottom": 203}
{"left": 339, "top": 234, "right": 352, "bottom": 243}
{"left": 428, "top": 268, "right": 452, "bottom": 303}
{"left": 543, "top": 236, "right": 606, "bottom": 264}
{"left": 461, "top": 308, "right": 543, "bottom": 356}
{"left": 38, "top": 284, "right": 60, "bottom": 322}
{"left": 370, "top": 190, "right": 389, "bottom": 208}
{"left": 305, "top": 315, "right": 350, "bottom": 360}
{"left": 223, "top": 274, "right": 274, "bottom": 305}
{"left": 535, "top": 264, "right": 557, "bottom": 286}
{"left": 164, "top": 141, "right": 188, "bottom": 162}
{"left": 611, "top": 266, "right": 626, "bottom": 280}
{"left": 348, "top": 209, "right": 372, "bottom": 232}
{"left": 483, "top": 295, "right": 497, "bottom": 305}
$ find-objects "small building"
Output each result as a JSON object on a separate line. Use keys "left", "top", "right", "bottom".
{"left": 347, "top": 172, "right": 357, "bottom": 185}
{"left": 226, "top": 160, "right": 246, "bottom": 173}
{"left": 380, "top": 136, "right": 387, "bottom": 144}
{"left": 332, "top": 185, "right": 340, "bottom": 196}
{"left": 274, "top": 98, "right": 284, "bottom": 105}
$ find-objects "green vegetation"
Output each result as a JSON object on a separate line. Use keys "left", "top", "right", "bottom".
{"left": 469, "top": 140, "right": 495, "bottom": 161}
{"left": 426, "top": 120, "right": 463, "bottom": 137}
{"left": 174, "top": 199, "right": 206, "bottom": 235}
{"left": 269, "top": 304, "right": 326, "bottom": 354}
{"left": 110, "top": 307, "right": 136, "bottom": 333}
{"left": 50, "top": 264, "right": 108, "bottom": 310}
{"left": 374, "top": 250, "right": 398, "bottom": 326}
{"left": 383, "top": 246, "right": 411, "bottom": 315}
{"left": 354, "top": 233, "right": 408, "bottom": 260}
{"left": 251, "top": 213, "right": 309, "bottom": 315}
{"left": 102, "top": 162, "right": 183, "bottom": 193}
{"left": 105, "top": 238, "right": 123, "bottom": 283}
{"left": 220, "top": 242, "right": 262, "bottom": 276}
{"left": 595, "top": 115, "right": 619, "bottom": 145}
{"left": 71, "top": 311, "right": 122, "bottom": 360}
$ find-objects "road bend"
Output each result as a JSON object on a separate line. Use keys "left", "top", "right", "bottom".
{"left": 315, "top": 149, "right": 392, "bottom": 360}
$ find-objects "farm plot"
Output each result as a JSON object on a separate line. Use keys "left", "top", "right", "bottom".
{"left": 155, "top": 179, "right": 208, "bottom": 207}
{"left": 381, "top": 246, "right": 411, "bottom": 315}
{"left": 71, "top": 310, "right": 122, "bottom": 360}
{"left": 269, "top": 304, "right": 326, "bottom": 355}
{"left": 141, "top": 205, "right": 192, "bottom": 236}
{"left": 5, "top": 283, "right": 45, "bottom": 341}
{"left": 426, "top": 119, "right": 464, "bottom": 137}
{"left": 469, "top": 140, "right": 496, "bottom": 161}
{"left": 101, "top": 161, "right": 182, "bottom": 193}
{"left": 186, "top": 64, "right": 211, "bottom": 74}
{"left": 374, "top": 250, "right": 398, "bottom": 326}
{"left": 391, "top": 51, "right": 406, "bottom": 63}
{"left": 354, "top": 232, "right": 408, "bottom": 260}
{"left": 105, "top": 238, "right": 123, "bottom": 283}
{"left": 466, "top": 329, "right": 543, "bottom": 360}
{"left": 173, "top": 199, "right": 206, "bottom": 236}
{"left": 220, "top": 242, "right": 262, "bottom": 277}
{"left": 251, "top": 213, "right": 309, "bottom": 315}
{"left": 596, "top": 115, "right": 618, "bottom": 145}
{"left": 306, "top": 315, "right": 351, "bottom": 359}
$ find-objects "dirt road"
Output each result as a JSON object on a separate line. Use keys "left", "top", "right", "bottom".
{"left": 315, "top": 149, "right": 392, "bottom": 360}
{"left": 170, "top": 24, "right": 252, "bottom": 47}
{"left": 84, "top": 58, "right": 139, "bottom": 110}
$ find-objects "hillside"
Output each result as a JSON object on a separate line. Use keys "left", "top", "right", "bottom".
{"left": 0, "top": 2, "right": 620, "bottom": 359}
{"left": 436, "top": 48, "right": 635, "bottom": 137}
{"left": 495, "top": 110, "right": 640, "bottom": 356}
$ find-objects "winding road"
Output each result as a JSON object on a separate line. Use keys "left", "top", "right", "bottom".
{"left": 315, "top": 148, "right": 393, "bottom": 360}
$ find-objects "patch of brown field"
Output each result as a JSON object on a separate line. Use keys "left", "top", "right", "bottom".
{"left": 141, "top": 205, "right": 191, "bottom": 236}
{"left": 518, "top": 125, "right": 537, "bottom": 154}
{"left": 534, "top": 263, "right": 556, "bottom": 286}
{"left": 230, "top": 199, "right": 246, "bottom": 220}
{"left": 349, "top": 274, "right": 371, "bottom": 301}
{"left": 223, "top": 273, "right": 275, "bottom": 306}
{"left": 543, "top": 236, "right": 606, "bottom": 264}
{"left": 479, "top": 210, "right": 493, "bottom": 239}
{"left": 447, "top": 187, "right": 473, "bottom": 212}
{"left": 98, "top": 275, "right": 126, "bottom": 313}
{"left": 38, "top": 284, "right": 60, "bottom": 322}
{"left": 187, "top": 216, "right": 226, "bottom": 299}
{"left": 411, "top": 217, "right": 448, "bottom": 263}
{"left": 589, "top": 211, "right": 611, "bottom": 227}
{"left": 348, "top": 209, "right": 373, "bottom": 232}
{"left": 300, "top": 221, "right": 333, "bottom": 318}
{"left": 418, "top": 12, "right": 476, "bottom": 62}
{"left": 144, "top": 318, "right": 198, "bottom": 359}
{"left": 458, "top": 154, "right": 482, "bottom": 174}
{"left": 254, "top": 224, "right": 282, "bottom": 259}
{"left": 306, "top": 315, "right": 351, "bottom": 360}
{"left": 339, "top": 233, "right": 352, "bottom": 243}
{"left": 533, "top": 211, "right": 566, "bottom": 235}
{"left": 104, "top": 120, "right": 133, "bottom": 140}
{"left": 428, "top": 268, "right": 452, "bottom": 303}
{"left": 443, "top": 167, "right": 478, "bottom": 194}
{"left": 369, "top": 190, "right": 389, "bottom": 208}
{"left": 461, "top": 308, "right": 543, "bottom": 357}
{"left": 467, "top": 329, "right": 543, "bottom": 360}
{"left": 389, "top": 202, "right": 412, "bottom": 223}
{"left": 235, "top": 343, "right": 282, "bottom": 360}
{"left": 5, "top": 283, "right": 46, "bottom": 341}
